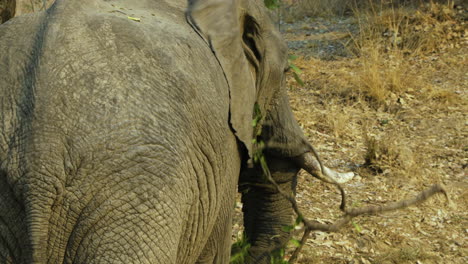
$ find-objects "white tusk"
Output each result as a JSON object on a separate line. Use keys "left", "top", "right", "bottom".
{"left": 322, "top": 167, "right": 355, "bottom": 184}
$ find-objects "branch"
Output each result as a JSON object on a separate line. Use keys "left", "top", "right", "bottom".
{"left": 262, "top": 161, "right": 448, "bottom": 263}
{"left": 253, "top": 134, "right": 447, "bottom": 263}
{"left": 344, "top": 184, "right": 448, "bottom": 216}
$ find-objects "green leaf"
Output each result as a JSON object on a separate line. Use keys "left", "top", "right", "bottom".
{"left": 352, "top": 221, "right": 362, "bottom": 233}
{"left": 293, "top": 72, "right": 304, "bottom": 86}
{"left": 288, "top": 54, "right": 305, "bottom": 86}
{"left": 127, "top": 16, "right": 141, "bottom": 22}
{"left": 230, "top": 233, "right": 251, "bottom": 264}
{"left": 252, "top": 102, "right": 263, "bottom": 128}
{"left": 289, "top": 63, "right": 302, "bottom": 74}
{"left": 253, "top": 102, "right": 262, "bottom": 117}
{"left": 252, "top": 118, "right": 259, "bottom": 127}
{"left": 264, "top": 0, "right": 280, "bottom": 9}
{"left": 379, "top": 119, "right": 390, "bottom": 125}
{"left": 289, "top": 238, "right": 301, "bottom": 247}
{"left": 295, "top": 215, "right": 303, "bottom": 225}
{"left": 281, "top": 225, "right": 294, "bottom": 232}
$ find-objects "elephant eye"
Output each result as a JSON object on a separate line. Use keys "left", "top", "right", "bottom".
{"left": 284, "top": 66, "right": 291, "bottom": 73}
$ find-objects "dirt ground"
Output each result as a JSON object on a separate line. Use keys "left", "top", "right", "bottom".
{"left": 233, "top": 6, "right": 467, "bottom": 264}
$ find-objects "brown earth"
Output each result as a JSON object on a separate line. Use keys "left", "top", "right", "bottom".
{"left": 234, "top": 5, "right": 467, "bottom": 264}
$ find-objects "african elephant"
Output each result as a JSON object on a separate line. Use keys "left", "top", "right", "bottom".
{"left": 0, "top": 0, "right": 352, "bottom": 263}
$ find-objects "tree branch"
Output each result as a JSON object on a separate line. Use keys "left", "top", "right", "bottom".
{"left": 261, "top": 161, "right": 448, "bottom": 263}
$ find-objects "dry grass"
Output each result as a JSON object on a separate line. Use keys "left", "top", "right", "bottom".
{"left": 352, "top": 46, "right": 413, "bottom": 107}
{"left": 363, "top": 130, "right": 421, "bottom": 178}
{"left": 373, "top": 246, "right": 440, "bottom": 263}
{"left": 283, "top": 0, "right": 466, "bottom": 75}
{"left": 344, "top": 1, "right": 466, "bottom": 107}
{"left": 282, "top": 0, "right": 466, "bottom": 18}
{"left": 282, "top": 0, "right": 405, "bottom": 18}
{"left": 282, "top": 2, "right": 466, "bottom": 262}
{"left": 352, "top": 1, "right": 466, "bottom": 53}
{"left": 282, "top": 0, "right": 348, "bottom": 19}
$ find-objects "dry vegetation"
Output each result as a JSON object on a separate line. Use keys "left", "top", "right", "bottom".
{"left": 235, "top": 1, "right": 466, "bottom": 263}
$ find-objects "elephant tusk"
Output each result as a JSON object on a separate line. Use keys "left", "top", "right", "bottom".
{"left": 322, "top": 166, "right": 355, "bottom": 184}
{"left": 295, "top": 151, "right": 355, "bottom": 184}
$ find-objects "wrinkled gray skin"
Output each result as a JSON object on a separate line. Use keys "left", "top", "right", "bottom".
{"left": 0, "top": 0, "right": 350, "bottom": 263}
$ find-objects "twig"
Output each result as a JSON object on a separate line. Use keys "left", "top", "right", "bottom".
{"left": 288, "top": 228, "right": 311, "bottom": 263}
{"left": 252, "top": 108, "right": 447, "bottom": 263}
{"left": 344, "top": 184, "right": 448, "bottom": 216}
{"left": 261, "top": 157, "right": 447, "bottom": 263}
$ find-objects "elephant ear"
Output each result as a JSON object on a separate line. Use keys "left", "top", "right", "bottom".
{"left": 187, "top": 0, "right": 256, "bottom": 158}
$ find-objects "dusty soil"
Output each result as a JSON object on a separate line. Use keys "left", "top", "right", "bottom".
{"left": 233, "top": 8, "right": 467, "bottom": 264}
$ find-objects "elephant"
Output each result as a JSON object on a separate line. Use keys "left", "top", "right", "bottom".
{"left": 0, "top": 0, "right": 353, "bottom": 263}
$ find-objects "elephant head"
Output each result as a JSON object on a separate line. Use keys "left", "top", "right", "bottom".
{"left": 187, "top": 0, "right": 291, "bottom": 159}
{"left": 187, "top": 0, "right": 353, "bottom": 262}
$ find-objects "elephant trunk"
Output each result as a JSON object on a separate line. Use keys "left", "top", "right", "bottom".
{"left": 240, "top": 155, "right": 299, "bottom": 264}
{"left": 239, "top": 151, "right": 354, "bottom": 263}
{"left": 239, "top": 85, "right": 353, "bottom": 262}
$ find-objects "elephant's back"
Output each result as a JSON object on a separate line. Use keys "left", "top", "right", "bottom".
{"left": 0, "top": 0, "right": 232, "bottom": 191}
{"left": 0, "top": 0, "right": 231, "bottom": 160}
